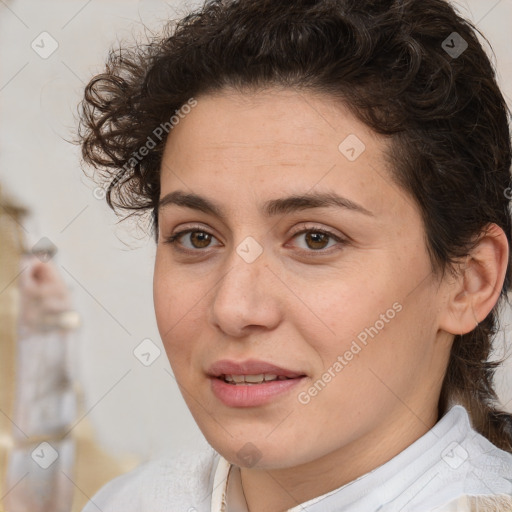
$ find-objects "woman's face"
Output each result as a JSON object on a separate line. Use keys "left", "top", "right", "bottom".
{"left": 154, "top": 88, "right": 452, "bottom": 469}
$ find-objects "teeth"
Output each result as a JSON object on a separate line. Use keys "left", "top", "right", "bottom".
{"left": 222, "top": 374, "right": 285, "bottom": 384}
{"left": 244, "top": 374, "right": 265, "bottom": 383}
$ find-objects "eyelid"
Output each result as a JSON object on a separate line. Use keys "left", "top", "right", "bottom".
{"left": 163, "top": 223, "right": 222, "bottom": 248}
{"left": 288, "top": 222, "right": 345, "bottom": 240}
{"left": 285, "top": 223, "right": 347, "bottom": 255}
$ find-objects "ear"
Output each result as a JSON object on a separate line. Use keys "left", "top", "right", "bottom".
{"left": 439, "top": 223, "right": 509, "bottom": 335}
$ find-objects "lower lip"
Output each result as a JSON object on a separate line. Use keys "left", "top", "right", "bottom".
{"left": 210, "top": 377, "right": 305, "bottom": 407}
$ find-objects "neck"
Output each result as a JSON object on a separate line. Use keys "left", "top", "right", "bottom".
{"left": 240, "top": 404, "right": 439, "bottom": 512}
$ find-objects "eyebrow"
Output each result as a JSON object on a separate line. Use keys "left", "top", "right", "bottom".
{"left": 158, "top": 190, "right": 374, "bottom": 218}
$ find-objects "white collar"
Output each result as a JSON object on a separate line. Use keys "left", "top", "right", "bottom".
{"left": 211, "top": 454, "right": 231, "bottom": 512}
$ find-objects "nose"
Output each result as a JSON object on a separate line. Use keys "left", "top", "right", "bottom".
{"left": 209, "top": 248, "right": 282, "bottom": 338}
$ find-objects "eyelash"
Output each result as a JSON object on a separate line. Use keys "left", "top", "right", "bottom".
{"left": 163, "top": 224, "right": 347, "bottom": 256}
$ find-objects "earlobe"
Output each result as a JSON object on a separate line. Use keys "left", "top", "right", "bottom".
{"left": 439, "top": 223, "right": 509, "bottom": 336}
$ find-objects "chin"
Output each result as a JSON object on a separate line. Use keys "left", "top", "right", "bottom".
{"left": 200, "top": 427, "right": 308, "bottom": 469}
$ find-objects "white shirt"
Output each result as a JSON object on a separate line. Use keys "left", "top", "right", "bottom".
{"left": 82, "top": 405, "right": 512, "bottom": 512}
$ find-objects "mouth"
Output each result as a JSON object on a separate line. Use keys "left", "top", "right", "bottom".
{"left": 220, "top": 373, "right": 296, "bottom": 385}
{"left": 207, "top": 358, "right": 306, "bottom": 381}
{"left": 207, "top": 359, "right": 307, "bottom": 407}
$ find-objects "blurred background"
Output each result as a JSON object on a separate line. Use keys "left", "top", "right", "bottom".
{"left": 0, "top": 0, "right": 511, "bottom": 509}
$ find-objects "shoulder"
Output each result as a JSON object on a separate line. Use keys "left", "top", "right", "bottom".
{"left": 459, "top": 411, "right": 512, "bottom": 493}
{"left": 424, "top": 405, "right": 512, "bottom": 510}
{"left": 433, "top": 405, "right": 512, "bottom": 482}
{"left": 81, "top": 443, "right": 220, "bottom": 512}
{"left": 398, "top": 405, "right": 512, "bottom": 512}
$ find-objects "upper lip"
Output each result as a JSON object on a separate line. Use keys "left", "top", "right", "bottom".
{"left": 207, "top": 359, "right": 305, "bottom": 378}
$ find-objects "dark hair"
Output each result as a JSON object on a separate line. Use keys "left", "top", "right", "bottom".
{"left": 78, "top": 0, "right": 512, "bottom": 451}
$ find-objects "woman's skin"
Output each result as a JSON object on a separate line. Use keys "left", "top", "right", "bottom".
{"left": 153, "top": 87, "right": 508, "bottom": 512}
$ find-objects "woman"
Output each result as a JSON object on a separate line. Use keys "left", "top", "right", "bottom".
{"left": 78, "top": 0, "right": 512, "bottom": 510}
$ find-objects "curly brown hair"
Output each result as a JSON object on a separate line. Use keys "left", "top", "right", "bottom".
{"left": 78, "top": 0, "right": 512, "bottom": 451}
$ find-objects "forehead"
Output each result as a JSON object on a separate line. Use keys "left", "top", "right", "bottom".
{"left": 158, "top": 87, "right": 408, "bottom": 221}
{"left": 165, "top": 88, "right": 383, "bottom": 155}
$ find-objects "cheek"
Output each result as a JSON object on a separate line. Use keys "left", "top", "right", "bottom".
{"left": 304, "top": 273, "right": 394, "bottom": 350}
{"left": 303, "top": 266, "right": 429, "bottom": 387}
{"left": 153, "top": 261, "right": 192, "bottom": 356}
{"left": 153, "top": 271, "right": 174, "bottom": 336}
{"left": 153, "top": 255, "right": 195, "bottom": 329}
{"left": 324, "top": 289, "right": 437, "bottom": 413}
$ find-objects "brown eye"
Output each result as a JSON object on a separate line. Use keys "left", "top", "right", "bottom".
{"left": 164, "top": 229, "right": 220, "bottom": 251}
{"left": 303, "top": 232, "right": 330, "bottom": 250}
{"left": 291, "top": 228, "right": 343, "bottom": 252}
{"left": 189, "top": 231, "right": 212, "bottom": 248}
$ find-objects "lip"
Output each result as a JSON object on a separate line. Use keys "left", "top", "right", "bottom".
{"left": 207, "top": 359, "right": 306, "bottom": 408}
{"left": 207, "top": 359, "right": 304, "bottom": 378}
